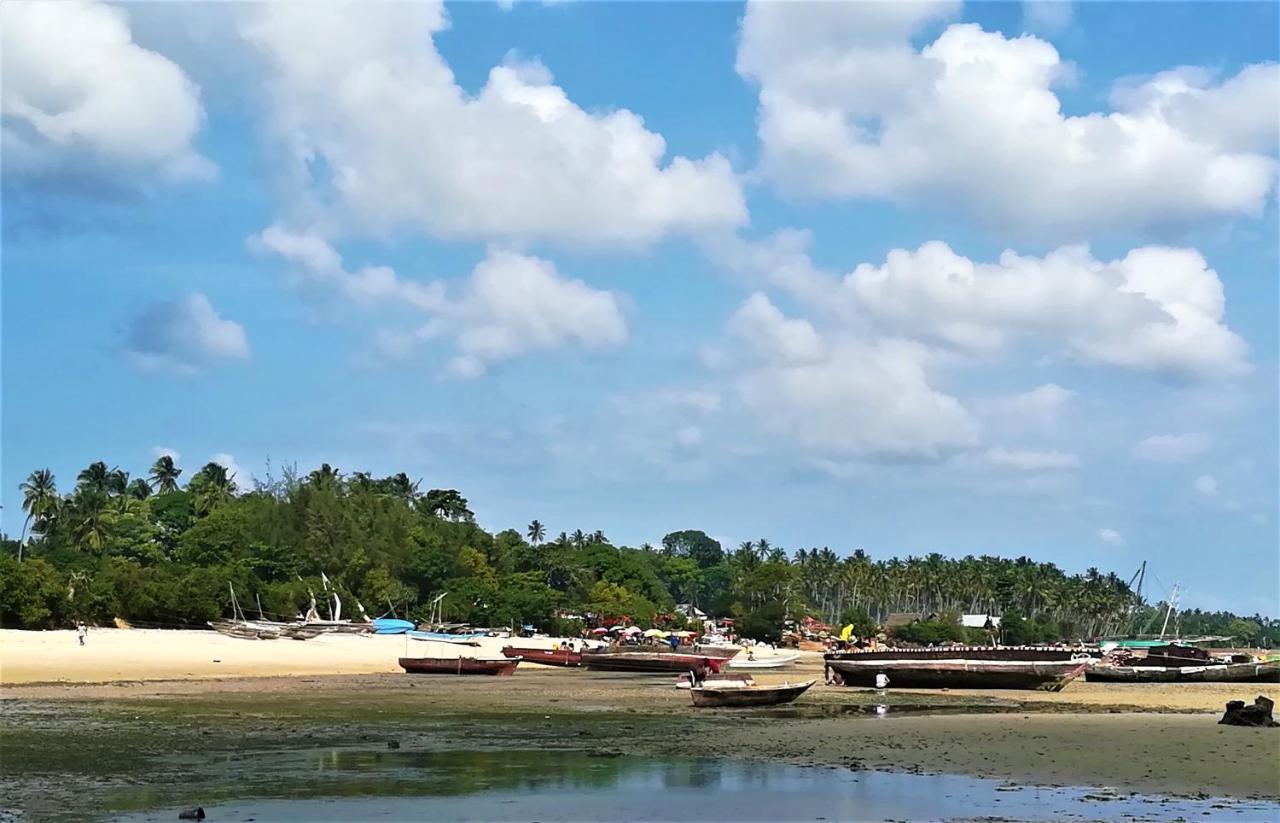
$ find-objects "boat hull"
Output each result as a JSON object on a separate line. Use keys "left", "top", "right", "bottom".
{"left": 408, "top": 631, "right": 487, "bottom": 644}
{"left": 398, "top": 657, "right": 520, "bottom": 676}
{"left": 728, "top": 655, "right": 799, "bottom": 669}
{"left": 501, "top": 646, "right": 582, "bottom": 667}
{"left": 1085, "top": 662, "right": 1280, "bottom": 683}
{"left": 690, "top": 679, "right": 816, "bottom": 707}
{"left": 581, "top": 652, "right": 723, "bottom": 675}
{"left": 825, "top": 658, "right": 1088, "bottom": 690}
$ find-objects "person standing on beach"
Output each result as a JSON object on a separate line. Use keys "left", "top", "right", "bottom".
{"left": 77, "top": 623, "right": 86, "bottom": 646}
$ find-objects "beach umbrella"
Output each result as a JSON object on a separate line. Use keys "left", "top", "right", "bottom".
{"left": 621, "top": 626, "right": 642, "bottom": 635}
{"left": 591, "top": 627, "right": 608, "bottom": 634}
{"left": 643, "top": 628, "right": 665, "bottom": 637}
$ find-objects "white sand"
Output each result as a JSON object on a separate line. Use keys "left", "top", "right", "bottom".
{"left": 0, "top": 628, "right": 545, "bottom": 685}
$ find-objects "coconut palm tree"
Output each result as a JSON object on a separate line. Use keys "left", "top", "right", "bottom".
{"left": 190, "top": 462, "right": 236, "bottom": 515}
{"left": 127, "top": 477, "right": 153, "bottom": 500}
{"left": 76, "top": 461, "right": 112, "bottom": 493}
{"left": 149, "top": 455, "right": 182, "bottom": 493}
{"left": 71, "top": 488, "right": 109, "bottom": 552}
{"left": 526, "top": 520, "right": 546, "bottom": 545}
{"left": 19, "top": 468, "right": 58, "bottom": 561}
{"left": 571, "top": 529, "right": 586, "bottom": 549}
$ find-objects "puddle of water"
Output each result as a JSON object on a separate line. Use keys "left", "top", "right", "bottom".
{"left": 106, "top": 749, "right": 1280, "bottom": 822}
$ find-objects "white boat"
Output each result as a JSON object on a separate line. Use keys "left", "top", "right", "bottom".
{"left": 728, "top": 654, "right": 799, "bottom": 669}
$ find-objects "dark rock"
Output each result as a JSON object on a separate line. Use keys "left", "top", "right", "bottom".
{"left": 1218, "top": 695, "right": 1278, "bottom": 727}
{"left": 178, "top": 808, "right": 205, "bottom": 820}
{"left": 386, "top": 740, "right": 400, "bottom": 749}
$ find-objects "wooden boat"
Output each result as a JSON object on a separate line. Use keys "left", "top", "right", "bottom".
{"left": 501, "top": 646, "right": 582, "bottom": 667}
{"left": 398, "top": 656, "right": 521, "bottom": 676}
{"left": 728, "top": 654, "right": 799, "bottom": 669}
{"left": 689, "top": 679, "right": 816, "bottom": 708}
{"left": 1085, "top": 645, "right": 1280, "bottom": 683}
{"left": 824, "top": 646, "right": 1099, "bottom": 691}
{"left": 676, "top": 672, "right": 754, "bottom": 690}
{"left": 581, "top": 652, "right": 724, "bottom": 675}
{"left": 208, "top": 619, "right": 283, "bottom": 640}
{"left": 408, "top": 630, "right": 486, "bottom": 645}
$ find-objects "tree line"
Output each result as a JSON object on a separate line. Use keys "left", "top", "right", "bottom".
{"left": 3, "top": 458, "right": 1275, "bottom": 647}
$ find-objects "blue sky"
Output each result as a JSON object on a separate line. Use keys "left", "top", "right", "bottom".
{"left": 3, "top": 1, "right": 1277, "bottom": 614}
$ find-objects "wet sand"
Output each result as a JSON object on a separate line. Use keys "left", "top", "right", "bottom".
{"left": 5, "top": 664, "right": 1278, "bottom": 801}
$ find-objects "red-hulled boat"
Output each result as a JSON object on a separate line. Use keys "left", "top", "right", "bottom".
{"left": 501, "top": 646, "right": 582, "bottom": 667}
{"left": 581, "top": 652, "right": 724, "bottom": 675}
{"left": 398, "top": 656, "right": 521, "bottom": 676}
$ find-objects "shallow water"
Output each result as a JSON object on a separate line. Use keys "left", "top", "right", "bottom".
{"left": 111, "top": 748, "right": 1280, "bottom": 822}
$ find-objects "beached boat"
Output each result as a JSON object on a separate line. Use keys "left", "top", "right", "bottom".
{"left": 689, "top": 679, "right": 816, "bottom": 708}
{"left": 1085, "top": 644, "right": 1280, "bottom": 683}
{"left": 728, "top": 654, "right": 799, "bottom": 670}
{"left": 408, "top": 630, "right": 487, "bottom": 645}
{"left": 501, "top": 646, "right": 582, "bottom": 667}
{"left": 581, "top": 652, "right": 725, "bottom": 675}
{"left": 398, "top": 656, "right": 521, "bottom": 676}
{"left": 676, "top": 672, "right": 755, "bottom": 690}
{"left": 824, "top": 646, "right": 1098, "bottom": 690}
{"left": 372, "top": 618, "right": 415, "bottom": 635}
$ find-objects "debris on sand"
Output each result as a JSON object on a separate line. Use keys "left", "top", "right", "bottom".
{"left": 1218, "top": 696, "right": 1278, "bottom": 727}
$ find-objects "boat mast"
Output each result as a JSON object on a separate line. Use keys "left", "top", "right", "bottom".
{"left": 1158, "top": 583, "right": 1180, "bottom": 640}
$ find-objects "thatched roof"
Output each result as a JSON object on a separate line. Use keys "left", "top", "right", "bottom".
{"left": 883, "top": 612, "right": 921, "bottom": 629}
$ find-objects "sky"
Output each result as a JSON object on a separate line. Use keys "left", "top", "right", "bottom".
{"left": 2, "top": 0, "right": 1277, "bottom": 615}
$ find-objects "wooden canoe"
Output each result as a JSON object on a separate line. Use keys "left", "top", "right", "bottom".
{"left": 689, "top": 679, "right": 816, "bottom": 708}
{"left": 501, "top": 646, "right": 582, "bottom": 667}
{"left": 1085, "top": 661, "right": 1280, "bottom": 683}
{"left": 676, "top": 672, "right": 755, "bottom": 690}
{"left": 398, "top": 656, "right": 520, "bottom": 676}
{"left": 581, "top": 652, "right": 723, "bottom": 675}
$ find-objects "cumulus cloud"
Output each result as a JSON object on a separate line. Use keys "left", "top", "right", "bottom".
{"left": 253, "top": 226, "right": 626, "bottom": 377}
{"left": 1098, "top": 528, "right": 1125, "bottom": 547}
{"left": 1132, "top": 432, "right": 1212, "bottom": 463}
{"left": 240, "top": 2, "right": 745, "bottom": 247}
{"left": 986, "top": 447, "right": 1080, "bottom": 470}
{"left": 717, "top": 294, "right": 979, "bottom": 460}
{"left": 2, "top": 1, "right": 211, "bottom": 182}
{"left": 847, "top": 243, "right": 1249, "bottom": 378}
{"left": 122, "top": 293, "right": 249, "bottom": 374}
{"left": 737, "top": 1, "right": 1277, "bottom": 238}
{"left": 1022, "top": 2, "right": 1073, "bottom": 34}
{"left": 984, "top": 384, "right": 1075, "bottom": 426}
{"left": 210, "top": 453, "right": 245, "bottom": 487}
{"left": 1194, "top": 474, "right": 1219, "bottom": 497}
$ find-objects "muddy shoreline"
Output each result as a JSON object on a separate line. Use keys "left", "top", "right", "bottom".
{"left": 3, "top": 668, "right": 1279, "bottom": 819}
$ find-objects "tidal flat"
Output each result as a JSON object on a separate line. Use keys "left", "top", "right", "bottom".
{"left": 3, "top": 670, "right": 1279, "bottom": 821}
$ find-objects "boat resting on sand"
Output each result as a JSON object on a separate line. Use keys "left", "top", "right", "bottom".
{"left": 1085, "top": 645, "right": 1279, "bottom": 683}
{"left": 689, "top": 679, "right": 816, "bottom": 708}
{"left": 581, "top": 652, "right": 724, "bottom": 675}
{"left": 408, "top": 630, "right": 486, "bottom": 645}
{"left": 728, "top": 654, "right": 799, "bottom": 670}
{"left": 501, "top": 646, "right": 582, "bottom": 667}
{"left": 824, "top": 646, "right": 1098, "bottom": 691}
{"left": 676, "top": 672, "right": 755, "bottom": 690}
{"left": 399, "top": 656, "right": 521, "bottom": 676}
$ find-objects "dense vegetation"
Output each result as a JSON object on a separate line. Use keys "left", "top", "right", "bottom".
{"left": 3, "top": 459, "right": 1276, "bottom": 647}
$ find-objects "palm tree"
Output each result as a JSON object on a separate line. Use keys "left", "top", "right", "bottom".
{"left": 571, "top": 529, "right": 586, "bottom": 549}
{"left": 76, "top": 461, "right": 111, "bottom": 493}
{"left": 190, "top": 462, "right": 236, "bottom": 515}
{"left": 308, "top": 463, "right": 341, "bottom": 489}
{"left": 591, "top": 529, "right": 606, "bottom": 545}
{"left": 127, "top": 477, "right": 153, "bottom": 500}
{"left": 149, "top": 455, "right": 182, "bottom": 493}
{"left": 755, "top": 538, "right": 771, "bottom": 561}
{"left": 526, "top": 520, "right": 546, "bottom": 545}
{"left": 19, "top": 468, "right": 58, "bottom": 561}
{"left": 71, "top": 488, "right": 109, "bottom": 552}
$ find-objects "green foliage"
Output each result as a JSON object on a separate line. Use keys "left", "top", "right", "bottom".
{"left": 838, "top": 607, "right": 878, "bottom": 639}
{"left": 890, "top": 617, "right": 969, "bottom": 645}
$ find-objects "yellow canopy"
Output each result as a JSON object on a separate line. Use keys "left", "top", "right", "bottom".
{"left": 643, "top": 628, "right": 666, "bottom": 637}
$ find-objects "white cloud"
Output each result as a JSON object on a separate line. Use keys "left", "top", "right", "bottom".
{"left": 737, "top": 2, "right": 1277, "bottom": 238}
{"left": 1021, "top": 2, "right": 1073, "bottom": 35}
{"left": 2, "top": 1, "right": 211, "bottom": 181}
{"left": 240, "top": 2, "right": 745, "bottom": 247}
{"left": 123, "top": 293, "right": 250, "bottom": 374}
{"left": 718, "top": 294, "right": 979, "bottom": 460}
{"left": 210, "top": 453, "right": 245, "bottom": 488}
{"left": 986, "top": 447, "right": 1080, "bottom": 470}
{"left": 253, "top": 227, "right": 626, "bottom": 377}
{"left": 985, "top": 384, "right": 1075, "bottom": 426}
{"left": 1098, "top": 528, "right": 1125, "bottom": 547}
{"left": 1132, "top": 432, "right": 1211, "bottom": 463}
{"left": 847, "top": 242, "right": 1249, "bottom": 378}
{"left": 1194, "top": 474, "right": 1219, "bottom": 497}
{"left": 675, "top": 426, "right": 703, "bottom": 450}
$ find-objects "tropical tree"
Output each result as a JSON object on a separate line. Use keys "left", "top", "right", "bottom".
{"left": 526, "top": 520, "right": 546, "bottom": 545}
{"left": 19, "top": 468, "right": 58, "bottom": 560}
{"left": 422, "top": 489, "right": 473, "bottom": 522}
{"left": 127, "top": 478, "right": 153, "bottom": 500}
{"left": 149, "top": 455, "right": 182, "bottom": 493}
{"left": 189, "top": 462, "right": 237, "bottom": 516}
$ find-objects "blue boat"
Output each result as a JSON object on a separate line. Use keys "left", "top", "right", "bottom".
{"left": 371, "top": 618, "right": 415, "bottom": 635}
{"left": 408, "top": 630, "right": 488, "bottom": 644}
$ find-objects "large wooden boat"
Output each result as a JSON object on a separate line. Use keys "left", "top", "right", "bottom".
{"left": 581, "top": 652, "right": 724, "bottom": 675}
{"left": 1085, "top": 644, "right": 1280, "bottom": 683}
{"left": 824, "top": 646, "right": 1098, "bottom": 690}
{"left": 398, "top": 656, "right": 521, "bottom": 676}
{"left": 689, "top": 678, "right": 816, "bottom": 708}
{"left": 501, "top": 646, "right": 582, "bottom": 667}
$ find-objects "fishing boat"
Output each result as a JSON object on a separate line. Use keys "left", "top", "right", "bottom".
{"left": 581, "top": 652, "right": 725, "bottom": 675}
{"left": 372, "top": 618, "right": 415, "bottom": 635}
{"left": 824, "top": 646, "right": 1099, "bottom": 690}
{"left": 676, "top": 672, "right": 754, "bottom": 690}
{"left": 1085, "top": 644, "right": 1280, "bottom": 683}
{"left": 408, "top": 630, "right": 487, "bottom": 645}
{"left": 689, "top": 678, "right": 816, "bottom": 708}
{"left": 728, "top": 654, "right": 799, "bottom": 670}
{"left": 501, "top": 646, "right": 582, "bottom": 667}
{"left": 398, "top": 656, "right": 521, "bottom": 676}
